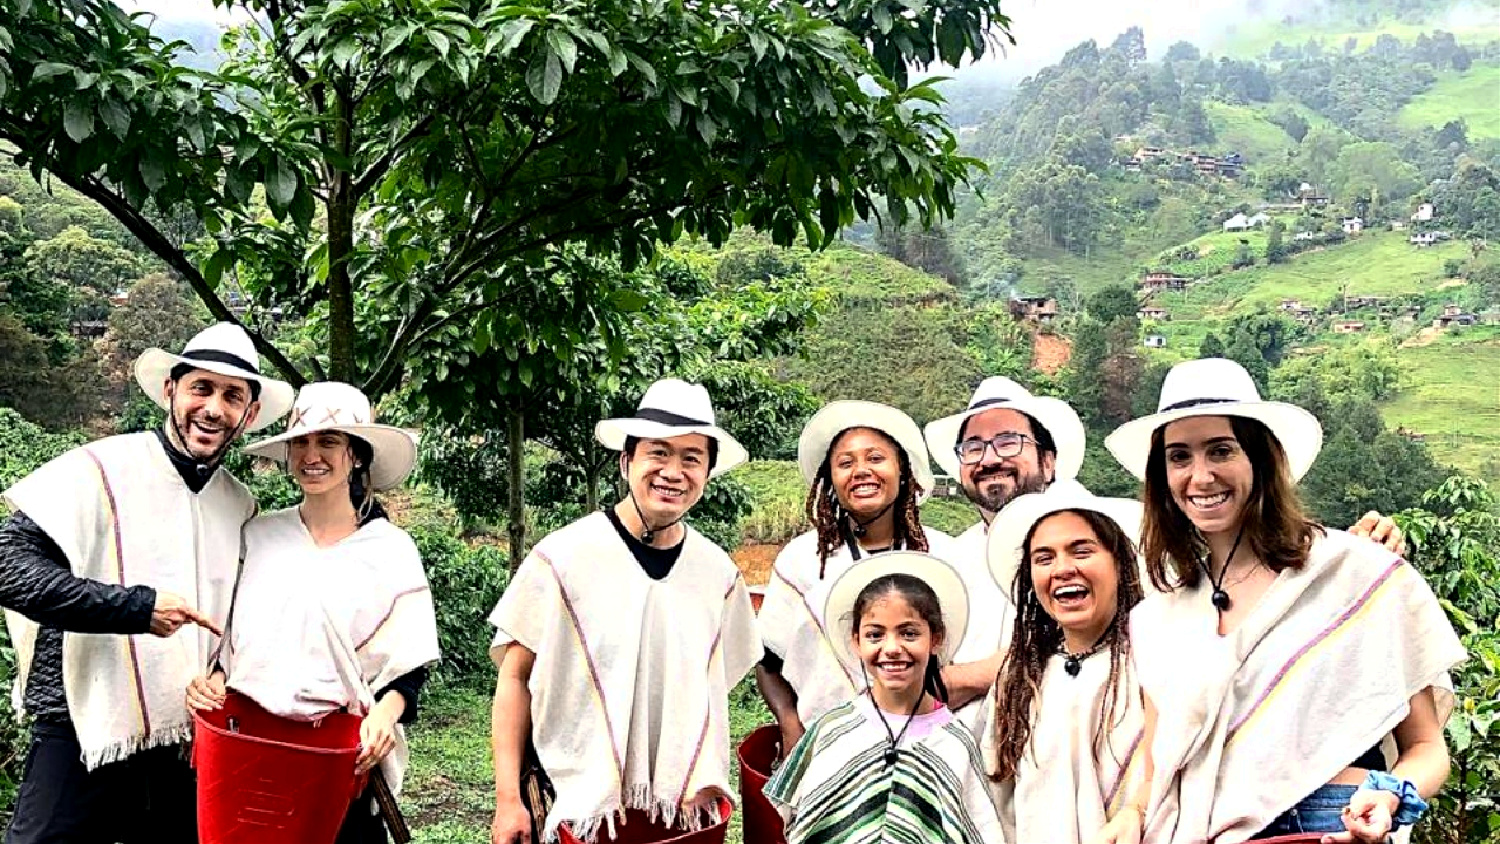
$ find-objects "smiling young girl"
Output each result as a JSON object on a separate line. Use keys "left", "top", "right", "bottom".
{"left": 764, "top": 552, "right": 1002, "bottom": 843}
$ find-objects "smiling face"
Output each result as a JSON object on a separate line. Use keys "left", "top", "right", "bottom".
{"left": 164, "top": 369, "right": 261, "bottom": 461}
{"left": 1162, "top": 416, "right": 1254, "bottom": 539}
{"left": 854, "top": 590, "right": 943, "bottom": 698}
{"left": 287, "top": 430, "right": 356, "bottom": 497}
{"left": 827, "top": 427, "right": 904, "bottom": 520}
{"left": 1027, "top": 511, "right": 1120, "bottom": 648}
{"left": 957, "top": 408, "right": 1055, "bottom": 519}
{"left": 622, "top": 433, "right": 711, "bottom": 527}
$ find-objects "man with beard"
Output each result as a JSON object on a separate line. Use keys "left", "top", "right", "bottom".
{"left": 0, "top": 322, "right": 294, "bottom": 843}
{"left": 923, "top": 375, "right": 1407, "bottom": 712}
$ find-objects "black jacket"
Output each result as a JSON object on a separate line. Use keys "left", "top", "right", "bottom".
{"left": 0, "top": 512, "right": 157, "bottom": 721}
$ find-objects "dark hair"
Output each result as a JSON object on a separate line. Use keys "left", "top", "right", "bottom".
{"left": 345, "top": 435, "right": 388, "bottom": 525}
{"left": 850, "top": 573, "right": 950, "bottom": 704}
{"left": 958, "top": 410, "right": 1057, "bottom": 464}
{"left": 1140, "top": 415, "right": 1320, "bottom": 592}
{"left": 806, "top": 427, "right": 929, "bottom": 577}
{"left": 169, "top": 363, "right": 262, "bottom": 402}
{"left": 990, "top": 508, "right": 1143, "bottom": 783}
{"left": 623, "top": 434, "right": 719, "bottom": 473}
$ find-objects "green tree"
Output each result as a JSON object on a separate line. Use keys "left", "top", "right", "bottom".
{"left": 24, "top": 225, "right": 142, "bottom": 294}
{"left": 1224, "top": 329, "right": 1268, "bottom": 391}
{"left": 1199, "top": 331, "right": 1226, "bottom": 358}
{"left": 1327, "top": 141, "right": 1421, "bottom": 210}
{"left": 97, "top": 274, "right": 205, "bottom": 400}
{"left": 1086, "top": 285, "right": 1139, "bottom": 324}
{"left": 1265, "top": 218, "right": 1288, "bottom": 263}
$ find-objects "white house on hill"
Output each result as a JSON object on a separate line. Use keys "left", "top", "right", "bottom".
{"left": 1341, "top": 217, "right": 1364, "bottom": 234}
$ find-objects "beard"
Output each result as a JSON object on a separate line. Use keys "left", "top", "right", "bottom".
{"left": 962, "top": 466, "right": 1050, "bottom": 515}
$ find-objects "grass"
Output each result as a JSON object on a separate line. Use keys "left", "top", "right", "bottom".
{"left": 738, "top": 460, "right": 811, "bottom": 544}
{"left": 1220, "top": 17, "right": 1500, "bottom": 60}
{"left": 803, "top": 242, "right": 957, "bottom": 305}
{"left": 1155, "top": 228, "right": 1272, "bottom": 279}
{"left": 1399, "top": 64, "right": 1500, "bottom": 139}
{"left": 405, "top": 683, "right": 771, "bottom": 844}
{"left": 1203, "top": 101, "right": 1297, "bottom": 162}
{"left": 1381, "top": 335, "right": 1500, "bottom": 480}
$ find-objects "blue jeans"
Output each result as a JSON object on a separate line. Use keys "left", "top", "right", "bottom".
{"left": 1252, "top": 784, "right": 1360, "bottom": 837}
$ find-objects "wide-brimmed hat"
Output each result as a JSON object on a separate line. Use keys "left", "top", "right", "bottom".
{"left": 1104, "top": 358, "right": 1323, "bottom": 482}
{"left": 595, "top": 378, "right": 748, "bottom": 478}
{"left": 243, "top": 382, "right": 418, "bottom": 490}
{"left": 133, "top": 322, "right": 295, "bottom": 432}
{"left": 987, "top": 480, "right": 1145, "bottom": 602}
{"left": 823, "top": 551, "right": 970, "bottom": 670}
{"left": 924, "top": 376, "right": 1086, "bottom": 484}
{"left": 797, "top": 401, "right": 935, "bottom": 500}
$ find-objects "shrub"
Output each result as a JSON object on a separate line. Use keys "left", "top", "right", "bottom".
{"left": 406, "top": 516, "right": 510, "bottom": 690}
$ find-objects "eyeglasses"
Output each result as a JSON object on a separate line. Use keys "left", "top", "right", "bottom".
{"left": 954, "top": 433, "right": 1036, "bottom": 465}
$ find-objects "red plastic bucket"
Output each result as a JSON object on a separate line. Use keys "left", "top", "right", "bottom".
{"left": 193, "top": 692, "right": 365, "bottom": 844}
{"left": 737, "top": 725, "right": 787, "bottom": 844}
{"left": 558, "top": 797, "right": 732, "bottom": 844}
{"left": 748, "top": 585, "right": 766, "bottom": 614}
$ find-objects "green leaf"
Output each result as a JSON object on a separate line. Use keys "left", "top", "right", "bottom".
{"left": 72, "top": 70, "right": 97, "bottom": 90}
{"left": 872, "top": 4, "right": 894, "bottom": 34}
{"left": 98, "top": 98, "right": 130, "bottom": 138}
{"left": 696, "top": 114, "right": 717, "bottom": 146}
{"left": 611, "top": 289, "right": 649, "bottom": 312}
{"left": 625, "top": 52, "right": 657, "bottom": 87}
{"left": 203, "top": 249, "right": 234, "bottom": 288}
{"left": 427, "top": 29, "right": 452, "bottom": 60}
{"left": 380, "top": 22, "right": 416, "bottom": 57}
{"left": 487, "top": 19, "right": 534, "bottom": 57}
{"left": 266, "top": 154, "right": 299, "bottom": 208}
{"left": 31, "top": 62, "right": 73, "bottom": 82}
{"left": 139, "top": 153, "right": 167, "bottom": 193}
{"left": 545, "top": 30, "right": 577, "bottom": 74}
{"left": 525, "top": 51, "right": 562, "bottom": 105}
{"left": 606, "top": 45, "right": 627, "bottom": 77}
{"left": 330, "top": 37, "right": 360, "bottom": 69}
{"left": 62, "top": 101, "right": 94, "bottom": 143}
{"left": 748, "top": 31, "right": 768, "bottom": 62}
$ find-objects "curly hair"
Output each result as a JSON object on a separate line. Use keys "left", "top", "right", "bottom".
{"left": 804, "top": 427, "right": 928, "bottom": 578}
{"left": 989, "top": 509, "right": 1144, "bottom": 783}
{"left": 1140, "top": 416, "right": 1321, "bottom": 592}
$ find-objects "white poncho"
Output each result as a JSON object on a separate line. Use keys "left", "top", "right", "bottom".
{"left": 758, "top": 527, "right": 959, "bottom": 727}
{"left": 489, "top": 513, "right": 760, "bottom": 843}
{"left": 947, "top": 520, "right": 1017, "bottom": 734}
{"left": 3, "top": 432, "right": 252, "bottom": 769}
{"left": 978, "top": 648, "right": 1146, "bottom": 844}
{"left": 221, "top": 507, "right": 440, "bottom": 796}
{"left": 1133, "top": 529, "right": 1466, "bottom": 844}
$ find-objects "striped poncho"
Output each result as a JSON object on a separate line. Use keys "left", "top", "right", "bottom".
{"left": 764, "top": 697, "right": 1004, "bottom": 844}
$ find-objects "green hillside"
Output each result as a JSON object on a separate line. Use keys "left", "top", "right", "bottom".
{"left": 1203, "top": 101, "right": 1299, "bottom": 162}
{"left": 1383, "top": 331, "right": 1500, "bottom": 476}
{"left": 1221, "top": 16, "right": 1500, "bottom": 59}
{"left": 1400, "top": 64, "right": 1500, "bottom": 138}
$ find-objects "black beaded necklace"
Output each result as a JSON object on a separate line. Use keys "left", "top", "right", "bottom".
{"left": 1198, "top": 526, "right": 1247, "bottom": 613}
{"left": 1058, "top": 622, "right": 1115, "bottom": 677}
{"left": 868, "top": 687, "right": 927, "bottom": 766}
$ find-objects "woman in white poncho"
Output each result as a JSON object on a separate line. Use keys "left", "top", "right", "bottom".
{"left": 755, "top": 401, "right": 958, "bottom": 756}
{"left": 1098, "top": 358, "right": 1464, "bottom": 844}
{"left": 186, "top": 382, "right": 439, "bottom": 844}
{"left": 976, "top": 480, "right": 1148, "bottom": 844}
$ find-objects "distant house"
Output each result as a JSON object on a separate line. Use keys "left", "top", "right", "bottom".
{"left": 1293, "top": 230, "right": 1321, "bottom": 242}
{"left": 1410, "top": 232, "right": 1438, "bottom": 246}
{"left": 1290, "top": 307, "right": 1320, "bottom": 325}
{"left": 1395, "top": 426, "right": 1427, "bottom": 444}
{"left": 930, "top": 475, "right": 962, "bottom": 498}
{"left": 1134, "top": 146, "right": 1169, "bottom": 162}
{"left": 1144, "top": 333, "right": 1167, "bottom": 348}
{"left": 69, "top": 320, "right": 107, "bottom": 339}
{"left": 1298, "top": 182, "right": 1331, "bottom": 207}
{"left": 1341, "top": 217, "right": 1364, "bottom": 234}
{"left": 1219, "top": 152, "right": 1245, "bottom": 176}
{"left": 1411, "top": 203, "right": 1435, "bottom": 223}
{"left": 1332, "top": 320, "right": 1366, "bottom": 334}
{"left": 1391, "top": 220, "right": 1407, "bottom": 231}
{"left": 1280, "top": 298, "right": 1303, "bottom": 311}
{"left": 1223, "top": 213, "right": 1251, "bottom": 232}
{"left": 1246, "top": 212, "right": 1272, "bottom": 228}
{"left": 1443, "top": 303, "right": 1463, "bottom": 317}
{"left": 107, "top": 290, "right": 130, "bottom": 308}
{"left": 1140, "top": 271, "right": 1189, "bottom": 292}
{"left": 1138, "top": 306, "right": 1171, "bottom": 321}
{"left": 1434, "top": 310, "right": 1478, "bottom": 329}
{"left": 1009, "top": 296, "right": 1059, "bottom": 324}
{"left": 1345, "top": 295, "right": 1387, "bottom": 310}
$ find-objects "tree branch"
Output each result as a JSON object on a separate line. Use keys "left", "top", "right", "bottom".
{"left": 352, "top": 113, "right": 437, "bottom": 199}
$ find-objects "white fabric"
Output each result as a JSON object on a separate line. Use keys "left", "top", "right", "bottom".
{"left": 759, "top": 527, "right": 957, "bottom": 726}
{"left": 948, "top": 521, "right": 1015, "bottom": 736}
{"left": 978, "top": 649, "right": 1146, "bottom": 844}
{"left": 221, "top": 507, "right": 439, "bottom": 796}
{"left": 489, "top": 512, "right": 760, "bottom": 843}
{"left": 1133, "top": 529, "right": 1466, "bottom": 844}
{"left": 2, "top": 433, "right": 252, "bottom": 769}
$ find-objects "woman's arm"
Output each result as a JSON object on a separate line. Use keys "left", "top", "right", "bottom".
{"left": 1327, "top": 687, "right": 1449, "bottom": 844}
{"left": 1090, "top": 689, "right": 1156, "bottom": 844}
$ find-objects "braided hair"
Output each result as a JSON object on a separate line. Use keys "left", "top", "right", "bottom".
{"left": 989, "top": 509, "right": 1143, "bottom": 783}
{"left": 804, "top": 427, "right": 928, "bottom": 578}
{"left": 850, "top": 573, "right": 950, "bottom": 704}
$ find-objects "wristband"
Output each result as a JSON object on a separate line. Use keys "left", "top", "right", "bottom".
{"left": 1361, "top": 771, "right": 1427, "bottom": 829}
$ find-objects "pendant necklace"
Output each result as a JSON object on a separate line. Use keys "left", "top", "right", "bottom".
{"left": 1058, "top": 622, "right": 1115, "bottom": 677}
{"left": 1198, "top": 527, "right": 1247, "bottom": 613}
{"left": 627, "top": 492, "right": 681, "bottom": 544}
{"left": 868, "top": 687, "right": 925, "bottom": 767}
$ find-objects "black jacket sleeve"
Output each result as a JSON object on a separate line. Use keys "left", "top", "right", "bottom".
{"left": 377, "top": 665, "right": 430, "bottom": 725}
{"left": 0, "top": 512, "right": 157, "bottom": 634}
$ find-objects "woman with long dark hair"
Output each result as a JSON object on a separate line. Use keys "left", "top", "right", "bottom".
{"left": 1100, "top": 358, "right": 1464, "bottom": 844}
{"left": 755, "top": 401, "right": 955, "bottom": 756}
{"left": 186, "top": 382, "right": 439, "bottom": 844}
{"left": 978, "top": 481, "right": 1148, "bottom": 844}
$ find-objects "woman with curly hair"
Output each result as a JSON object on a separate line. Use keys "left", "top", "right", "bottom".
{"left": 975, "top": 481, "right": 1148, "bottom": 844}
{"left": 755, "top": 401, "right": 957, "bottom": 759}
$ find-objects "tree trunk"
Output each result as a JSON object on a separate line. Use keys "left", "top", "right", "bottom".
{"left": 584, "top": 463, "right": 600, "bottom": 514}
{"left": 506, "top": 406, "right": 527, "bottom": 573}
{"left": 325, "top": 88, "right": 358, "bottom": 382}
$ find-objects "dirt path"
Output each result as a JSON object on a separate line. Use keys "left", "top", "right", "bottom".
{"left": 732, "top": 543, "right": 781, "bottom": 586}
{"left": 1032, "top": 331, "right": 1073, "bottom": 374}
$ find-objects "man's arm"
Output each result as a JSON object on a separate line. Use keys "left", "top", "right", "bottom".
{"left": 0, "top": 512, "right": 155, "bottom": 634}
{"left": 492, "top": 643, "right": 537, "bottom": 844}
{"left": 942, "top": 650, "right": 1006, "bottom": 711}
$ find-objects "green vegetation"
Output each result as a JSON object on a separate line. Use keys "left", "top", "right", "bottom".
{"left": 1400, "top": 64, "right": 1500, "bottom": 139}
{"left": 1203, "top": 101, "right": 1298, "bottom": 162}
{"left": 1383, "top": 339, "right": 1500, "bottom": 477}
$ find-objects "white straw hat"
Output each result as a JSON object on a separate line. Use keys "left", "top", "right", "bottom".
{"left": 594, "top": 378, "right": 748, "bottom": 478}
{"left": 823, "top": 551, "right": 971, "bottom": 670}
{"left": 986, "top": 480, "right": 1145, "bottom": 603}
{"left": 797, "top": 401, "right": 935, "bottom": 499}
{"left": 1104, "top": 358, "right": 1323, "bottom": 482}
{"left": 134, "top": 322, "right": 295, "bottom": 431}
{"left": 243, "top": 382, "right": 418, "bottom": 491}
{"left": 924, "top": 376, "right": 1086, "bottom": 484}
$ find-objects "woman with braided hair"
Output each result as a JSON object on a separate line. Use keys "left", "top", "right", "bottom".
{"left": 973, "top": 481, "right": 1149, "bottom": 844}
{"left": 755, "top": 401, "right": 959, "bottom": 760}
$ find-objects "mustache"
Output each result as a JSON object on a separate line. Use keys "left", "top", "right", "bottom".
{"left": 973, "top": 466, "right": 1017, "bottom": 482}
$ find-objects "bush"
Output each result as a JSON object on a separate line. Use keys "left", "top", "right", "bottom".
{"left": 405, "top": 505, "right": 510, "bottom": 689}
